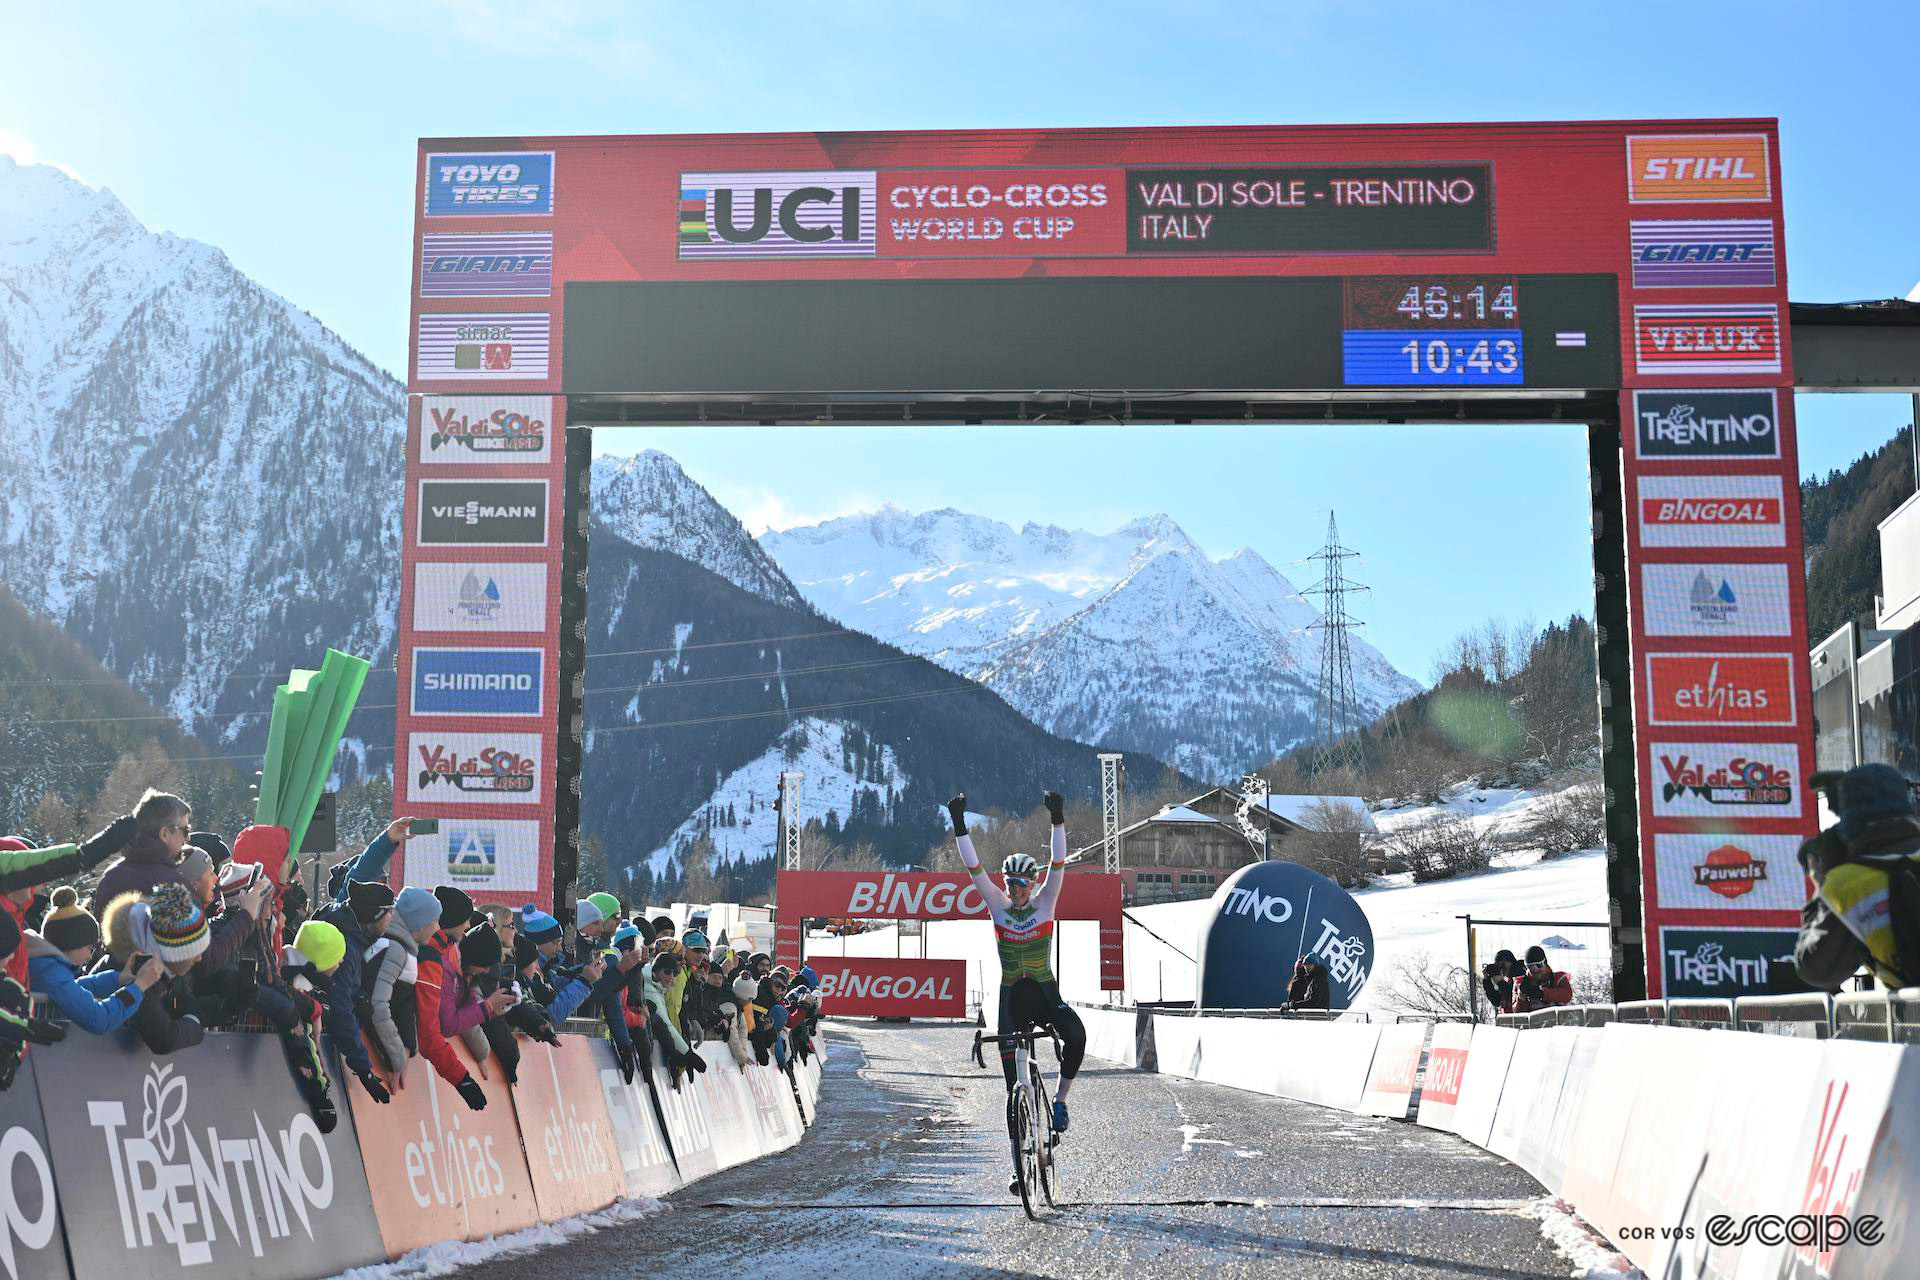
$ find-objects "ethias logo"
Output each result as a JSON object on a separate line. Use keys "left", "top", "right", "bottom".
{"left": 1648, "top": 654, "right": 1795, "bottom": 727}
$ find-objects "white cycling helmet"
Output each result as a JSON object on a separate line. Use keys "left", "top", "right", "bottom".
{"left": 1002, "top": 853, "right": 1040, "bottom": 880}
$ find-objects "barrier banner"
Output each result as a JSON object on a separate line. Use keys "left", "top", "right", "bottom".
{"left": 812, "top": 957, "right": 965, "bottom": 1018}
{"left": 37, "top": 1029, "right": 385, "bottom": 1279}
{"left": 1358, "top": 1022, "right": 1428, "bottom": 1118}
{"left": 510, "top": 1037, "right": 625, "bottom": 1221}
{"left": 1534, "top": 1027, "right": 1603, "bottom": 1193}
{"left": 691, "top": 1045, "right": 761, "bottom": 1171}
{"left": 1291, "top": 1023, "right": 1382, "bottom": 1112}
{"left": 1415, "top": 1022, "right": 1473, "bottom": 1133}
{"left": 1150, "top": 1014, "right": 1203, "bottom": 1080}
{"left": 587, "top": 1040, "right": 682, "bottom": 1199}
{"left": 1558, "top": 1023, "right": 1658, "bottom": 1228}
{"left": 1594, "top": 1028, "right": 1717, "bottom": 1274}
{"left": 1840, "top": 1049, "right": 1920, "bottom": 1280}
{"left": 0, "top": 1055, "right": 70, "bottom": 1280}
{"left": 1451, "top": 1025, "right": 1518, "bottom": 1149}
{"left": 647, "top": 1043, "right": 718, "bottom": 1183}
{"left": 349, "top": 1036, "right": 540, "bottom": 1256}
{"left": 741, "top": 1057, "right": 802, "bottom": 1154}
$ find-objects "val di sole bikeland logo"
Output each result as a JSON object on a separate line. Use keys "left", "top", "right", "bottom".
{"left": 418, "top": 396, "right": 551, "bottom": 463}
{"left": 1653, "top": 742, "right": 1801, "bottom": 818}
{"left": 409, "top": 732, "right": 541, "bottom": 804}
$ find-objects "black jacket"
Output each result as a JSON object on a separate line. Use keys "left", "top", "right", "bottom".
{"left": 1285, "top": 964, "right": 1330, "bottom": 1011}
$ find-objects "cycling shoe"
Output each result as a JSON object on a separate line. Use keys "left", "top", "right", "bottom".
{"left": 1052, "top": 1099, "right": 1069, "bottom": 1133}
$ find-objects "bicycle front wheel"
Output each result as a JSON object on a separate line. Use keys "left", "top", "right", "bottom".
{"left": 1007, "top": 1087, "right": 1040, "bottom": 1220}
{"left": 1031, "top": 1066, "right": 1061, "bottom": 1209}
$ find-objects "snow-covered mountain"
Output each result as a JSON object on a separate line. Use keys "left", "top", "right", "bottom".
{"left": 0, "top": 154, "right": 404, "bottom": 756}
{"left": 591, "top": 452, "right": 807, "bottom": 612}
{"left": 762, "top": 506, "right": 1421, "bottom": 779}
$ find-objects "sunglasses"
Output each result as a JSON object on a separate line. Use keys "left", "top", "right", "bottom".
{"left": 1005, "top": 876, "right": 1032, "bottom": 889}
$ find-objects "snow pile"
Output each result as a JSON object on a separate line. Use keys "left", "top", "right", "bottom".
{"left": 1525, "top": 1197, "right": 1643, "bottom": 1279}
{"left": 330, "top": 1198, "right": 661, "bottom": 1280}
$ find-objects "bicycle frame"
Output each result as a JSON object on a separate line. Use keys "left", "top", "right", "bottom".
{"left": 977, "top": 1027, "right": 1063, "bottom": 1218}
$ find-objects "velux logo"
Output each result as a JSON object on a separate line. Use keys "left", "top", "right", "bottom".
{"left": 90, "top": 1062, "right": 334, "bottom": 1265}
{"left": 679, "top": 171, "right": 877, "bottom": 258}
{"left": 1647, "top": 654, "right": 1796, "bottom": 727}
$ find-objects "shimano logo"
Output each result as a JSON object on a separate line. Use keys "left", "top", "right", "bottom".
{"left": 422, "top": 673, "right": 533, "bottom": 692}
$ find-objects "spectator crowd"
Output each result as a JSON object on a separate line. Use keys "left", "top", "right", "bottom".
{"left": 0, "top": 790, "right": 824, "bottom": 1130}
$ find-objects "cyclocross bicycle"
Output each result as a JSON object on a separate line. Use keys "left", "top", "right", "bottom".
{"left": 974, "top": 1026, "right": 1063, "bottom": 1218}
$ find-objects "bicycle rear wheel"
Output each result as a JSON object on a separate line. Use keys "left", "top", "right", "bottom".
{"left": 1007, "top": 1087, "right": 1041, "bottom": 1220}
{"left": 1031, "top": 1065, "right": 1062, "bottom": 1208}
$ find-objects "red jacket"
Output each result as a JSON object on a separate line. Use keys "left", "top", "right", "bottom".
{"left": 1510, "top": 968, "right": 1573, "bottom": 1012}
{"left": 414, "top": 930, "right": 469, "bottom": 1086}
{"left": 1, "top": 895, "right": 28, "bottom": 987}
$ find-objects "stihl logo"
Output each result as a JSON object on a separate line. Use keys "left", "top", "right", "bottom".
{"left": 1628, "top": 135, "right": 1771, "bottom": 203}
{"left": 1647, "top": 654, "right": 1796, "bottom": 726}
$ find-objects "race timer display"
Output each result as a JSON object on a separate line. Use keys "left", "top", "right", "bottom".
{"left": 1342, "top": 276, "right": 1576, "bottom": 387}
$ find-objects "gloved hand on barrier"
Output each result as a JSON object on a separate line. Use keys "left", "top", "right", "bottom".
{"left": 614, "top": 1038, "right": 638, "bottom": 1084}
{"left": 454, "top": 1074, "right": 487, "bottom": 1111}
{"left": 356, "top": 1069, "right": 392, "bottom": 1104}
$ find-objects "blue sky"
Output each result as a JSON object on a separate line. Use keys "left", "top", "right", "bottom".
{"left": 4, "top": 3, "right": 1915, "bottom": 677}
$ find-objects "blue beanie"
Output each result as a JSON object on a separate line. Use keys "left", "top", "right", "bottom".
{"left": 611, "top": 923, "right": 641, "bottom": 949}
{"left": 394, "top": 886, "right": 440, "bottom": 934}
{"left": 1833, "top": 763, "right": 1915, "bottom": 838}
{"left": 519, "top": 904, "right": 562, "bottom": 944}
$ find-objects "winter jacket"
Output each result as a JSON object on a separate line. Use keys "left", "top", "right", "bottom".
{"left": 663, "top": 965, "right": 689, "bottom": 1027}
{"left": 324, "top": 832, "right": 398, "bottom": 911}
{"left": 1510, "top": 968, "right": 1573, "bottom": 1012}
{"left": 313, "top": 902, "right": 375, "bottom": 1079}
{"left": 532, "top": 952, "right": 591, "bottom": 1023}
{"left": 364, "top": 919, "right": 420, "bottom": 1075}
{"left": 87, "top": 836, "right": 190, "bottom": 916}
{"left": 413, "top": 931, "right": 471, "bottom": 1087}
{"left": 1284, "top": 964, "right": 1331, "bottom": 1011}
{"left": 0, "top": 897, "right": 28, "bottom": 988}
{"left": 722, "top": 1000, "right": 752, "bottom": 1067}
{"left": 127, "top": 970, "right": 210, "bottom": 1055}
{"left": 1796, "top": 816, "right": 1920, "bottom": 991}
{"left": 641, "top": 972, "right": 690, "bottom": 1056}
{"left": 25, "top": 935, "right": 142, "bottom": 1034}
{"left": 438, "top": 955, "right": 490, "bottom": 1040}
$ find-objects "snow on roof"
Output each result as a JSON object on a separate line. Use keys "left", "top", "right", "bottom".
{"left": 1260, "top": 794, "right": 1377, "bottom": 832}
{"left": 1151, "top": 804, "right": 1219, "bottom": 824}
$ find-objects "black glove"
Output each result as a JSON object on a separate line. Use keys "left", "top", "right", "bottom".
{"left": 614, "top": 1038, "right": 637, "bottom": 1084}
{"left": 455, "top": 1074, "right": 488, "bottom": 1111}
{"left": 681, "top": 1048, "right": 708, "bottom": 1073}
{"left": 79, "top": 814, "right": 139, "bottom": 868}
{"left": 356, "top": 1070, "right": 391, "bottom": 1104}
{"left": 505, "top": 1001, "right": 559, "bottom": 1046}
{"left": 1043, "top": 791, "right": 1065, "bottom": 826}
{"left": 946, "top": 794, "right": 969, "bottom": 837}
{"left": 23, "top": 1011, "right": 64, "bottom": 1048}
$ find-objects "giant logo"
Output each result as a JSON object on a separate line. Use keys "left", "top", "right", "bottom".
{"left": 1646, "top": 653, "right": 1796, "bottom": 728}
{"left": 1654, "top": 834, "right": 1805, "bottom": 912}
{"left": 1627, "top": 135, "right": 1771, "bottom": 204}
{"left": 1195, "top": 860, "right": 1373, "bottom": 1011}
{"left": 417, "top": 395, "right": 551, "bottom": 464}
{"left": 1652, "top": 741, "right": 1802, "bottom": 819}
{"left": 1634, "top": 305, "right": 1781, "bottom": 375}
{"left": 416, "top": 479, "right": 548, "bottom": 546}
{"left": 412, "top": 562, "right": 549, "bottom": 633}
{"left": 407, "top": 731, "right": 542, "bottom": 804}
{"left": 415, "top": 313, "right": 551, "bottom": 381}
{"left": 678, "top": 171, "right": 877, "bottom": 259}
{"left": 410, "top": 647, "right": 544, "bottom": 716}
{"left": 419, "top": 233, "right": 553, "bottom": 297}
{"left": 1659, "top": 927, "right": 1802, "bottom": 998}
{"left": 1641, "top": 562, "right": 1792, "bottom": 638}
{"left": 1629, "top": 219, "right": 1776, "bottom": 288}
{"left": 1632, "top": 390, "right": 1779, "bottom": 460}
{"left": 404, "top": 821, "right": 541, "bottom": 894}
{"left": 424, "top": 151, "right": 554, "bottom": 216}
{"left": 1637, "top": 474, "right": 1785, "bottom": 548}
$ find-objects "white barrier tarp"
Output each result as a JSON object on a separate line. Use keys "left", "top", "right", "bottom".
{"left": 1487, "top": 1024, "right": 1561, "bottom": 1176}
{"left": 1452, "top": 1024, "right": 1518, "bottom": 1150}
{"left": 589, "top": 1040, "right": 684, "bottom": 1199}
{"left": 1415, "top": 1022, "right": 1474, "bottom": 1133}
{"left": 1358, "top": 1022, "right": 1429, "bottom": 1118}
{"left": 693, "top": 1044, "right": 764, "bottom": 1172}
{"left": 1191, "top": 1014, "right": 1284, "bottom": 1095}
{"left": 1592, "top": 1026, "right": 1719, "bottom": 1275}
{"left": 1152, "top": 1014, "right": 1204, "bottom": 1080}
{"left": 1079, "top": 1004, "right": 1143, "bottom": 1067}
{"left": 1297, "top": 1023, "right": 1385, "bottom": 1113}
{"left": 1534, "top": 1026, "right": 1604, "bottom": 1193}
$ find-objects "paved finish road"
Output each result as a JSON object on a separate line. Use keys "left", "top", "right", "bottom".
{"left": 450, "top": 1023, "right": 1584, "bottom": 1279}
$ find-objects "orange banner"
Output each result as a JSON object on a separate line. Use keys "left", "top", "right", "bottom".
{"left": 510, "top": 1037, "right": 627, "bottom": 1220}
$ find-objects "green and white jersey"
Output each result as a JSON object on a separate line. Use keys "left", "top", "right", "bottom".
{"left": 956, "top": 825, "right": 1068, "bottom": 986}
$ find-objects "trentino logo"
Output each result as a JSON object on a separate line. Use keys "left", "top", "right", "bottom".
{"left": 1633, "top": 391, "right": 1779, "bottom": 460}
{"left": 1661, "top": 928, "right": 1796, "bottom": 997}
{"left": 678, "top": 171, "right": 878, "bottom": 259}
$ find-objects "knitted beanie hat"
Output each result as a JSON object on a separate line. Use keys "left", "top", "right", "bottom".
{"left": 40, "top": 886, "right": 99, "bottom": 953}
{"left": 145, "top": 884, "right": 210, "bottom": 966}
{"left": 218, "top": 861, "right": 263, "bottom": 903}
{"left": 586, "top": 892, "right": 621, "bottom": 922}
{"left": 513, "top": 931, "right": 539, "bottom": 970}
{"left": 434, "top": 885, "right": 474, "bottom": 929}
{"left": 294, "top": 919, "right": 347, "bottom": 974}
{"left": 518, "top": 905, "right": 563, "bottom": 945}
{"left": 187, "top": 831, "right": 232, "bottom": 868}
{"left": 574, "top": 897, "right": 605, "bottom": 930}
{"left": 394, "top": 886, "right": 440, "bottom": 935}
{"left": 178, "top": 847, "right": 215, "bottom": 889}
{"left": 347, "top": 879, "right": 396, "bottom": 928}
{"left": 459, "top": 925, "right": 503, "bottom": 969}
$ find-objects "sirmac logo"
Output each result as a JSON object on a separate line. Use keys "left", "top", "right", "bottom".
{"left": 818, "top": 969, "right": 957, "bottom": 1002}
{"left": 429, "top": 501, "right": 539, "bottom": 526}
{"left": 844, "top": 875, "right": 985, "bottom": 917}
{"left": 1648, "top": 655, "right": 1794, "bottom": 726}
{"left": 90, "top": 1062, "right": 334, "bottom": 1264}
{"left": 403, "top": 1068, "right": 504, "bottom": 1210}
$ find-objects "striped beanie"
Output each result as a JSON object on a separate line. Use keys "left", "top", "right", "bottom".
{"left": 141, "top": 884, "right": 210, "bottom": 966}
{"left": 518, "top": 905, "right": 563, "bottom": 945}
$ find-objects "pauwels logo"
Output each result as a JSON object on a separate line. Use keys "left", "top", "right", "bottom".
{"left": 1634, "top": 305, "right": 1781, "bottom": 375}
{"left": 1692, "top": 844, "right": 1770, "bottom": 900}
{"left": 1627, "top": 135, "right": 1771, "bottom": 203}
{"left": 1656, "top": 833, "right": 1804, "bottom": 911}
{"left": 679, "top": 171, "right": 877, "bottom": 258}
{"left": 1633, "top": 391, "right": 1779, "bottom": 460}
{"left": 90, "top": 1062, "right": 335, "bottom": 1265}
{"left": 1646, "top": 653, "right": 1796, "bottom": 727}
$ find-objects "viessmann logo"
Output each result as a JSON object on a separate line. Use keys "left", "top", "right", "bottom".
{"left": 417, "top": 480, "right": 548, "bottom": 546}
{"left": 1646, "top": 653, "right": 1796, "bottom": 727}
{"left": 1634, "top": 305, "right": 1781, "bottom": 375}
{"left": 678, "top": 170, "right": 877, "bottom": 258}
{"left": 1627, "top": 134, "right": 1771, "bottom": 203}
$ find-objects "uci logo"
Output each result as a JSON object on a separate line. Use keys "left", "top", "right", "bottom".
{"left": 680, "top": 171, "right": 876, "bottom": 258}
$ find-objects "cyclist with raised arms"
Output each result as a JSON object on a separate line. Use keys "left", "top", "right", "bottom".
{"left": 947, "top": 790, "right": 1086, "bottom": 1191}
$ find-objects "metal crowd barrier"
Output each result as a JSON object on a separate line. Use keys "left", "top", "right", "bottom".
{"left": 1487, "top": 989, "right": 1920, "bottom": 1040}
